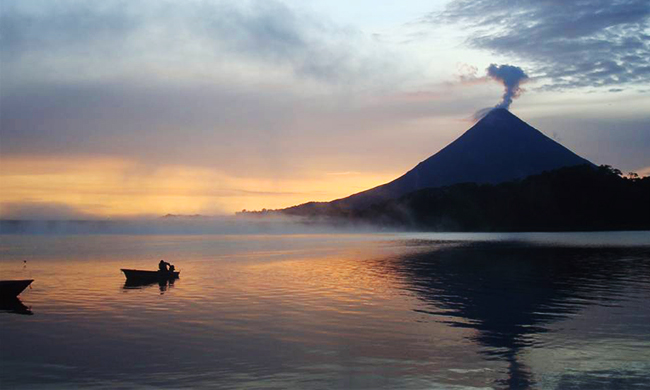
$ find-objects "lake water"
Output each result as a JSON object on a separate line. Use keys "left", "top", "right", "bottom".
{"left": 1, "top": 231, "right": 650, "bottom": 389}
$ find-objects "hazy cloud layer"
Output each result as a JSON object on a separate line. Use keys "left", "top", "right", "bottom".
{"left": 0, "top": 76, "right": 490, "bottom": 178}
{"left": 0, "top": 0, "right": 426, "bottom": 179}
{"left": 434, "top": 0, "right": 650, "bottom": 90}
{"left": 0, "top": 202, "right": 95, "bottom": 220}
{"left": 0, "top": 0, "right": 397, "bottom": 87}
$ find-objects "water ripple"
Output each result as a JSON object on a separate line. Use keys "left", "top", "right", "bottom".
{"left": 1, "top": 233, "right": 650, "bottom": 389}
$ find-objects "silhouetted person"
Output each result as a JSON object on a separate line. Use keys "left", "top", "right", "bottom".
{"left": 169, "top": 264, "right": 175, "bottom": 273}
{"left": 158, "top": 260, "right": 169, "bottom": 272}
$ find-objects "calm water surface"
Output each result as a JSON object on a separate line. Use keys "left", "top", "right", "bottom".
{"left": 1, "top": 232, "right": 650, "bottom": 389}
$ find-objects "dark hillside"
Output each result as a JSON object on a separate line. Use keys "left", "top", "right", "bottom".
{"left": 355, "top": 165, "right": 650, "bottom": 231}
{"left": 331, "top": 108, "right": 593, "bottom": 209}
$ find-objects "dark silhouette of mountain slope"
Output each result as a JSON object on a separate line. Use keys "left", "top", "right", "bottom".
{"left": 329, "top": 108, "right": 592, "bottom": 209}
{"left": 242, "top": 165, "right": 650, "bottom": 231}
{"left": 354, "top": 165, "right": 650, "bottom": 231}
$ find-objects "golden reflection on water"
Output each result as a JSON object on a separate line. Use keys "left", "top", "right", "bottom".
{"left": 2, "top": 233, "right": 650, "bottom": 389}
{"left": 1, "top": 234, "right": 489, "bottom": 387}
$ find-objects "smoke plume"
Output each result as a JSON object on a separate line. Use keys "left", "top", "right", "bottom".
{"left": 486, "top": 64, "right": 528, "bottom": 109}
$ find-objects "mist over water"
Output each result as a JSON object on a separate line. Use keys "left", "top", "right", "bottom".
{"left": 0, "top": 216, "right": 385, "bottom": 236}
{"left": 1, "top": 232, "right": 650, "bottom": 389}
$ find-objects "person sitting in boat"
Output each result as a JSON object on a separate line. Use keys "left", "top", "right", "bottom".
{"left": 158, "top": 260, "right": 170, "bottom": 272}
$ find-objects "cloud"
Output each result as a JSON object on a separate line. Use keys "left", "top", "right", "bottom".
{"left": 0, "top": 69, "right": 496, "bottom": 181}
{"left": 432, "top": 0, "right": 650, "bottom": 91}
{"left": 0, "top": 0, "right": 429, "bottom": 182}
{"left": 0, "top": 1, "right": 137, "bottom": 53}
{"left": 0, "top": 202, "right": 96, "bottom": 220}
{"left": 0, "top": 0, "right": 395, "bottom": 87}
{"left": 472, "top": 107, "right": 494, "bottom": 121}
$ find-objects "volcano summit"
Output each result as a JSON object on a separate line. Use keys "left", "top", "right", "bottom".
{"left": 275, "top": 109, "right": 594, "bottom": 215}
{"left": 243, "top": 109, "right": 650, "bottom": 231}
{"left": 326, "top": 108, "right": 592, "bottom": 209}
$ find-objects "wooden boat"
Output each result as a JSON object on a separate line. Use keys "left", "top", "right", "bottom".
{"left": 121, "top": 269, "right": 180, "bottom": 282}
{"left": 0, "top": 279, "right": 33, "bottom": 298}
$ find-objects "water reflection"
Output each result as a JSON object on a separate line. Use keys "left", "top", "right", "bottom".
{"left": 377, "top": 242, "right": 650, "bottom": 389}
{"left": 0, "top": 297, "right": 33, "bottom": 315}
{"left": 123, "top": 277, "right": 176, "bottom": 294}
{"left": 2, "top": 233, "right": 650, "bottom": 389}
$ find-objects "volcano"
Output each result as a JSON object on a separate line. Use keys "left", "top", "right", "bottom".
{"left": 326, "top": 108, "right": 593, "bottom": 209}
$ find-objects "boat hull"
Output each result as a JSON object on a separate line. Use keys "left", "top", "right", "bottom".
{"left": 0, "top": 297, "right": 33, "bottom": 315}
{"left": 0, "top": 280, "right": 33, "bottom": 298}
{"left": 121, "top": 269, "right": 180, "bottom": 281}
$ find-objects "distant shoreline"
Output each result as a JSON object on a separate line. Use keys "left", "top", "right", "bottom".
{"left": 240, "top": 165, "right": 650, "bottom": 232}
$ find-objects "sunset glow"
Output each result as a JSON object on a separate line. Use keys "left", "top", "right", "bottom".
{"left": 2, "top": 2, "right": 650, "bottom": 389}
{"left": 1, "top": 0, "right": 648, "bottom": 219}
{"left": 0, "top": 155, "right": 400, "bottom": 217}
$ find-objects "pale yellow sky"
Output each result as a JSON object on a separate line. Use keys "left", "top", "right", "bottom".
{"left": 0, "top": 155, "right": 401, "bottom": 217}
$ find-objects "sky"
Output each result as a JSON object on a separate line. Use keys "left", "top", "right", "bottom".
{"left": 1, "top": 0, "right": 649, "bottom": 219}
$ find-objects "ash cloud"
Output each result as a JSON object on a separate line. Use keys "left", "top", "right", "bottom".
{"left": 486, "top": 64, "right": 529, "bottom": 109}
{"left": 472, "top": 64, "right": 528, "bottom": 120}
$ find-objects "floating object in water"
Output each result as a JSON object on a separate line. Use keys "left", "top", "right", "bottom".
{"left": 121, "top": 269, "right": 180, "bottom": 282}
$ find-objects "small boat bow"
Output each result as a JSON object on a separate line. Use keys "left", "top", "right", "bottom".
{"left": 0, "top": 279, "right": 34, "bottom": 299}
